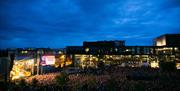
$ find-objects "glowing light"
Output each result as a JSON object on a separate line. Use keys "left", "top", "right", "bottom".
{"left": 10, "top": 59, "right": 34, "bottom": 80}
{"left": 150, "top": 61, "right": 159, "bottom": 68}
{"left": 126, "top": 49, "right": 129, "bottom": 51}
{"left": 59, "top": 51, "right": 62, "bottom": 54}
{"left": 85, "top": 48, "right": 90, "bottom": 52}
{"left": 60, "top": 55, "right": 65, "bottom": 59}
{"left": 156, "top": 37, "right": 166, "bottom": 46}
{"left": 176, "top": 63, "right": 180, "bottom": 69}
{"left": 65, "top": 61, "right": 72, "bottom": 66}
{"left": 81, "top": 56, "right": 86, "bottom": 61}
{"left": 42, "top": 56, "right": 55, "bottom": 65}
{"left": 115, "top": 48, "right": 118, "bottom": 52}
{"left": 175, "top": 47, "right": 178, "bottom": 51}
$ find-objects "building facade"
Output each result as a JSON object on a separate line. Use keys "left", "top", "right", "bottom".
{"left": 66, "top": 35, "right": 180, "bottom": 68}
{"left": 154, "top": 34, "right": 180, "bottom": 46}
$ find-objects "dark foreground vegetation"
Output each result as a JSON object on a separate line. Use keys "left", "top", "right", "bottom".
{"left": 1, "top": 65, "right": 180, "bottom": 91}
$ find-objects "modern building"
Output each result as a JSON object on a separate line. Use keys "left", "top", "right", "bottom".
{"left": 154, "top": 34, "right": 180, "bottom": 46}
{"left": 66, "top": 35, "right": 180, "bottom": 68}
{"left": 1, "top": 34, "right": 180, "bottom": 80}
{"left": 7, "top": 48, "right": 66, "bottom": 80}
{"left": 83, "top": 40, "right": 125, "bottom": 47}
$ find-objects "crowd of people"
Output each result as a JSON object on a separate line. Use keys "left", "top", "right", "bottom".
{"left": 5, "top": 65, "right": 180, "bottom": 91}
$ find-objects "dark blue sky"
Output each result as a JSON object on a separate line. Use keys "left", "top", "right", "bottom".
{"left": 0, "top": 0, "right": 180, "bottom": 48}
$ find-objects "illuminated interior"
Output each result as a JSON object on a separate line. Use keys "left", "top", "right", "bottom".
{"left": 41, "top": 55, "right": 56, "bottom": 66}
{"left": 55, "top": 55, "right": 73, "bottom": 68}
{"left": 156, "top": 37, "right": 166, "bottom": 46}
{"left": 73, "top": 54, "right": 161, "bottom": 68}
{"left": 176, "top": 63, "right": 180, "bottom": 69}
{"left": 10, "top": 59, "right": 34, "bottom": 80}
{"left": 74, "top": 55, "right": 98, "bottom": 68}
{"left": 150, "top": 61, "right": 159, "bottom": 68}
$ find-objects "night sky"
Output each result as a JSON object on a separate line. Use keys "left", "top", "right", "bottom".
{"left": 0, "top": 0, "right": 180, "bottom": 48}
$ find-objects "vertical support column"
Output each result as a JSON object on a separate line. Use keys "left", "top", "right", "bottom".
{"left": 36, "top": 52, "right": 40, "bottom": 75}
{"left": 173, "top": 47, "right": 175, "bottom": 55}
{"left": 32, "top": 56, "right": 34, "bottom": 75}
{"left": 72, "top": 54, "right": 75, "bottom": 67}
{"left": 64, "top": 54, "right": 67, "bottom": 67}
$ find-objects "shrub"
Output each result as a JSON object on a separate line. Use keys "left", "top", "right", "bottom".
{"left": 133, "top": 82, "right": 145, "bottom": 91}
{"left": 159, "top": 61, "right": 176, "bottom": 72}
{"left": 55, "top": 72, "right": 69, "bottom": 91}
{"left": 105, "top": 76, "right": 118, "bottom": 91}
{"left": 97, "top": 61, "right": 105, "bottom": 69}
{"left": 32, "top": 78, "right": 38, "bottom": 86}
{"left": 87, "top": 76, "right": 97, "bottom": 90}
{"left": 0, "top": 82, "right": 6, "bottom": 91}
{"left": 17, "top": 78, "right": 26, "bottom": 88}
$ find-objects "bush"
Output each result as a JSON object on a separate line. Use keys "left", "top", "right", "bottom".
{"left": 97, "top": 61, "right": 105, "bottom": 69}
{"left": 55, "top": 72, "right": 69, "bottom": 91}
{"left": 105, "top": 77, "right": 118, "bottom": 91}
{"left": 32, "top": 78, "right": 38, "bottom": 86}
{"left": 133, "top": 82, "right": 145, "bottom": 91}
{"left": 17, "top": 78, "right": 26, "bottom": 87}
{"left": 159, "top": 61, "right": 176, "bottom": 72}
{"left": 87, "top": 76, "right": 97, "bottom": 90}
{"left": 0, "top": 82, "right": 6, "bottom": 90}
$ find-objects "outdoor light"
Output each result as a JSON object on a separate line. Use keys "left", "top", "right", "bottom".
{"left": 115, "top": 48, "right": 118, "bottom": 52}
{"left": 85, "top": 48, "right": 89, "bottom": 52}
{"left": 59, "top": 51, "right": 62, "bottom": 54}
{"left": 150, "top": 61, "right": 159, "bottom": 68}
{"left": 175, "top": 47, "right": 178, "bottom": 51}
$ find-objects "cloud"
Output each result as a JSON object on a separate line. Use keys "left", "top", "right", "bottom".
{"left": 0, "top": 0, "right": 180, "bottom": 48}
